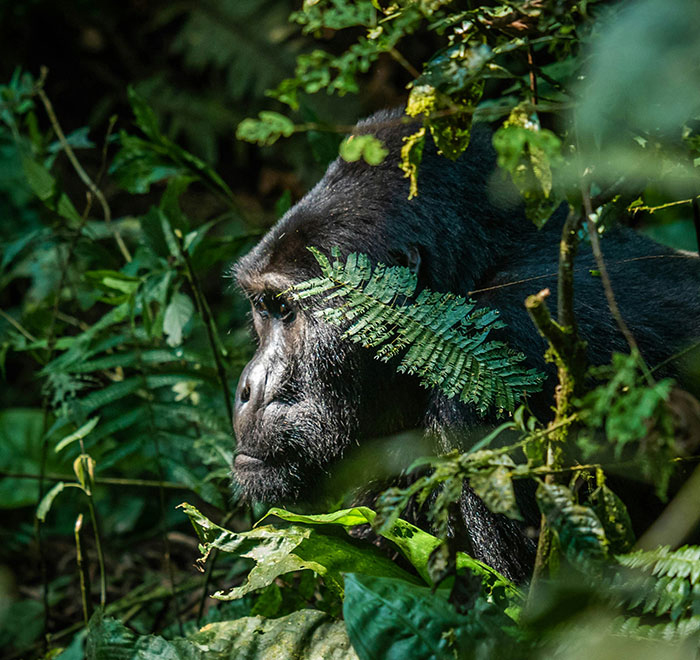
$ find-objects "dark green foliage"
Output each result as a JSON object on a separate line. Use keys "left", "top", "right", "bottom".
{"left": 343, "top": 573, "right": 515, "bottom": 660}
{"left": 0, "top": 70, "right": 254, "bottom": 653}
{"left": 182, "top": 503, "right": 420, "bottom": 602}
{"left": 87, "top": 608, "right": 358, "bottom": 660}
{"left": 577, "top": 352, "right": 677, "bottom": 499}
{"left": 536, "top": 482, "right": 609, "bottom": 565}
{"left": 184, "top": 506, "right": 521, "bottom": 658}
{"left": 3, "top": 0, "right": 700, "bottom": 658}
{"left": 492, "top": 103, "right": 563, "bottom": 228}
{"left": 590, "top": 478, "right": 636, "bottom": 555}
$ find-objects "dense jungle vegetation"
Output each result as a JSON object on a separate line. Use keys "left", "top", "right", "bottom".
{"left": 1, "top": 0, "right": 700, "bottom": 658}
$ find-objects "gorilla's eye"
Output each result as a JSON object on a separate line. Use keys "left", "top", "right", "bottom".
{"left": 253, "top": 294, "right": 268, "bottom": 318}
{"left": 253, "top": 293, "right": 295, "bottom": 322}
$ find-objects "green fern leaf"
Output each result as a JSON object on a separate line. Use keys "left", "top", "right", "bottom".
{"left": 614, "top": 545, "right": 700, "bottom": 624}
{"left": 618, "top": 546, "right": 700, "bottom": 583}
{"left": 291, "top": 248, "right": 543, "bottom": 415}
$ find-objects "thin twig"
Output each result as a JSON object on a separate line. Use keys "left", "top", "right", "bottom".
{"left": 74, "top": 514, "right": 92, "bottom": 625}
{"left": 35, "top": 68, "right": 132, "bottom": 263}
{"left": 0, "top": 308, "right": 37, "bottom": 342}
{"left": 557, "top": 207, "right": 583, "bottom": 330}
{"left": 176, "top": 231, "right": 234, "bottom": 423}
{"left": 649, "top": 338, "right": 700, "bottom": 376}
{"left": 466, "top": 253, "right": 697, "bottom": 297}
{"left": 388, "top": 47, "right": 422, "bottom": 79}
{"left": 692, "top": 198, "right": 700, "bottom": 255}
{"left": 581, "top": 183, "right": 653, "bottom": 384}
{"left": 629, "top": 194, "right": 700, "bottom": 215}
{"left": 55, "top": 310, "right": 91, "bottom": 331}
{"left": 0, "top": 470, "right": 189, "bottom": 489}
{"left": 591, "top": 176, "right": 628, "bottom": 209}
{"left": 636, "top": 462, "right": 700, "bottom": 550}
{"left": 527, "top": 44, "right": 538, "bottom": 106}
{"left": 76, "top": 434, "right": 107, "bottom": 609}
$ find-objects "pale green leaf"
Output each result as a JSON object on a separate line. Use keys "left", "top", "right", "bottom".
{"left": 55, "top": 417, "right": 100, "bottom": 453}
{"left": 164, "top": 292, "right": 195, "bottom": 347}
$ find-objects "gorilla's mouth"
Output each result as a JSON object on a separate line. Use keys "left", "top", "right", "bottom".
{"left": 233, "top": 452, "right": 265, "bottom": 471}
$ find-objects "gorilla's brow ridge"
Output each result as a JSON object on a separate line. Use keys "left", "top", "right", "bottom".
{"left": 235, "top": 268, "right": 295, "bottom": 298}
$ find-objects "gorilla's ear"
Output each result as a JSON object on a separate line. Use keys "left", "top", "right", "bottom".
{"left": 389, "top": 245, "right": 422, "bottom": 276}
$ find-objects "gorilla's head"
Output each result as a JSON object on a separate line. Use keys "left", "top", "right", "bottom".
{"left": 231, "top": 110, "right": 518, "bottom": 504}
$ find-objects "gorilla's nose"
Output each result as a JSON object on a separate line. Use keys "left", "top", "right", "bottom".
{"left": 234, "top": 361, "right": 264, "bottom": 429}
{"left": 238, "top": 380, "right": 251, "bottom": 403}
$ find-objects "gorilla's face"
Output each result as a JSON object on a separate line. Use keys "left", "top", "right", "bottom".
{"left": 232, "top": 262, "right": 426, "bottom": 504}
{"left": 231, "top": 109, "right": 469, "bottom": 505}
{"left": 233, "top": 269, "right": 355, "bottom": 502}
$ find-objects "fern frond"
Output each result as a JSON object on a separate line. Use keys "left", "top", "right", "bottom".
{"left": 613, "top": 545, "right": 700, "bottom": 623}
{"left": 66, "top": 348, "right": 202, "bottom": 374}
{"left": 292, "top": 247, "right": 543, "bottom": 415}
{"left": 618, "top": 545, "right": 700, "bottom": 582}
{"left": 614, "top": 613, "right": 700, "bottom": 642}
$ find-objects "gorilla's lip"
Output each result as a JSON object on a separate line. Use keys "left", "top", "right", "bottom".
{"left": 234, "top": 453, "right": 266, "bottom": 470}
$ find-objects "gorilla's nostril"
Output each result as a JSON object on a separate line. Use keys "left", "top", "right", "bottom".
{"left": 240, "top": 382, "right": 251, "bottom": 403}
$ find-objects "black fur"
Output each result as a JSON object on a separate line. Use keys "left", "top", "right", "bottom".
{"left": 232, "top": 109, "right": 700, "bottom": 582}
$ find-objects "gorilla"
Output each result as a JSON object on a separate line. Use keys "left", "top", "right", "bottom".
{"left": 232, "top": 109, "right": 700, "bottom": 582}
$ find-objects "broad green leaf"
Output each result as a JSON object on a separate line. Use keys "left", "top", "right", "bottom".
{"left": 408, "top": 83, "right": 481, "bottom": 161}
{"left": 180, "top": 503, "right": 419, "bottom": 600}
{"left": 48, "top": 126, "right": 95, "bottom": 153}
{"left": 110, "top": 133, "right": 181, "bottom": 193}
{"left": 469, "top": 465, "right": 522, "bottom": 520}
{"left": 73, "top": 454, "right": 95, "bottom": 491}
{"left": 0, "top": 227, "right": 44, "bottom": 271}
{"left": 111, "top": 89, "right": 233, "bottom": 198}
{"left": 343, "top": 574, "right": 514, "bottom": 660}
{"left": 84, "top": 270, "right": 141, "bottom": 295}
{"left": 537, "top": 483, "right": 609, "bottom": 565}
{"left": 260, "top": 506, "right": 374, "bottom": 529}
{"left": 160, "top": 174, "right": 195, "bottom": 232}
{"left": 21, "top": 156, "right": 54, "bottom": 200}
{"left": 21, "top": 156, "right": 82, "bottom": 225}
{"left": 164, "top": 292, "right": 195, "bottom": 347}
{"left": 406, "top": 37, "right": 487, "bottom": 161}
{"left": 591, "top": 481, "right": 635, "bottom": 554}
{"left": 261, "top": 507, "right": 522, "bottom": 605}
{"left": 55, "top": 417, "right": 100, "bottom": 453}
{"left": 0, "top": 599, "right": 44, "bottom": 652}
{"left": 492, "top": 104, "right": 563, "bottom": 228}
{"left": 140, "top": 206, "right": 175, "bottom": 259}
{"left": 127, "top": 85, "right": 161, "bottom": 140}
{"left": 87, "top": 609, "right": 358, "bottom": 660}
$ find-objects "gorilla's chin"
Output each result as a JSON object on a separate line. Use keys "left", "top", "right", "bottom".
{"left": 231, "top": 446, "right": 336, "bottom": 505}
